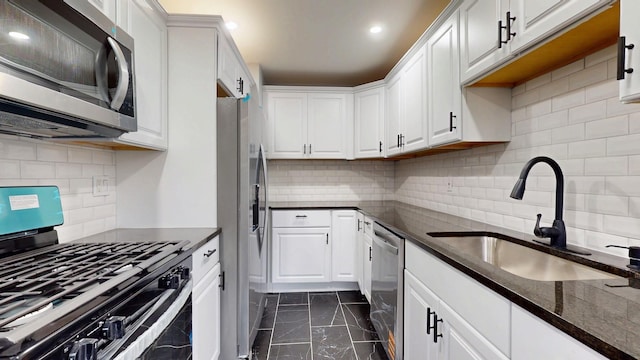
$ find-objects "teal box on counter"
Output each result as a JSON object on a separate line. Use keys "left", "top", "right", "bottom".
{"left": 0, "top": 186, "right": 64, "bottom": 237}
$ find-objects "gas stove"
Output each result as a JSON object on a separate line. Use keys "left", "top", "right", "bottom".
{"left": 0, "top": 186, "right": 193, "bottom": 359}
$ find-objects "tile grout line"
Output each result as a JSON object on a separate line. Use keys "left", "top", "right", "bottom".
{"left": 337, "top": 292, "right": 359, "bottom": 360}
{"left": 265, "top": 293, "right": 279, "bottom": 360}
{"left": 308, "top": 292, "right": 314, "bottom": 360}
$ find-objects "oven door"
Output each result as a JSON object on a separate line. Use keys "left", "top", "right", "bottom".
{"left": 371, "top": 223, "right": 404, "bottom": 360}
{"left": 35, "top": 256, "right": 193, "bottom": 360}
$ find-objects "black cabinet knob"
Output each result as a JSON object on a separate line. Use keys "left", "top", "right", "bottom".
{"left": 101, "top": 316, "right": 125, "bottom": 340}
{"left": 158, "top": 274, "right": 180, "bottom": 289}
{"left": 68, "top": 338, "right": 98, "bottom": 360}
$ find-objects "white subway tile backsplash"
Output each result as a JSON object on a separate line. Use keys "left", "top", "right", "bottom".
{"left": 569, "top": 61, "right": 607, "bottom": 90}
{"left": 604, "top": 215, "right": 640, "bottom": 239}
{"left": 551, "top": 59, "right": 584, "bottom": 80}
{"left": 552, "top": 123, "right": 585, "bottom": 144}
{"left": 568, "top": 139, "right": 606, "bottom": 158}
{"left": 0, "top": 137, "right": 116, "bottom": 241}
{"left": 584, "top": 194, "right": 629, "bottom": 216}
{"left": 584, "top": 156, "right": 627, "bottom": 176}
{"left": 585, "top": 45, "right": 617, "bottom": 67}
{"left": 585, "top": 115, "right": 628, "bottom": 140}
{"left": 552, "top": 89, "right": 585, "bottom": 111}
{"left": 568, "top": 100, "right": 607, "bottom": 124}
{"left": 607, "top": 134, "right": 640, "bottom": 156}
{"left": 585, "top": 80, "right": 618, "bottom": 102}
{"left": 538, "top": 77, "right": 570, "bottom": 102}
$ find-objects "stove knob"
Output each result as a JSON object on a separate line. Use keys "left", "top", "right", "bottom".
{"left": 68, "top": 338, "right": 98, "bottom": 360}
{"left": 158, "top": 274, "right": 180, "bottom": 289}
{"left": 177, "top": 266, "right": 190, "bottom": 280}
{"left": 101, "top": 316, "right": 126, "bottom": 340}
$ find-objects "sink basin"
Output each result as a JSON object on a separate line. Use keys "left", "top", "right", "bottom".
{"left": 431, "top": 235, "right": 619, "bottom": 281}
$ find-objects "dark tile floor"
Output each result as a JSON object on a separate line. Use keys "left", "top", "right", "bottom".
{"left": 252, "top": 291, "right": 389, "bottom": 360}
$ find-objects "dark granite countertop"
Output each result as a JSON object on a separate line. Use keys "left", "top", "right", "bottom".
{"left": 71, "top": 227, "right": 221, "bottom": 251}
{"left": 270, "top": 201, "right": 640, "bottom": 359}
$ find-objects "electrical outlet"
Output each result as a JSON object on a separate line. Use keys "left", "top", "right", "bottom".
{"left": 93, "top": 176, "right": 109, "bottom": 196}
{"left": 447, "top": 176, "right": 454, "bottom": 193}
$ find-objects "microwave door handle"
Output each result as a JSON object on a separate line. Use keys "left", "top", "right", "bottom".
{"left": 106, "top": 37, "right": 130, "bottom": 111}
{"left": 95, "top": 44, "right": 110, "bottom": 103}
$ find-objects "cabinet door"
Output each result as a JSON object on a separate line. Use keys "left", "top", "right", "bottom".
{"left": 272, "top": 227, "right": 331, "bottom": 283}
{"left": 193, "top": 263, "right": 221, "bottom": 360}
{"left": 619, "top": 0, "right": 640, "bottom": 103}
{"left": 440, "top": 301, "right": 509, "bottom": 360}
{"left": 331, "top": 210, "right": 357, "bottom": 282}
{"left": 402, "top": 45, "right": 429, "bottom": 153}
{"left": 509, "top": 0, "right": 606, "bottom": 54}
{"left": 385, "top": 73, "right": 403, "bottom": 156}
{"left": 356, "top": 213, "right": 365, "bottom": 291}
{"left": 362, "top": 234, "right": 373, "bottom": 302}
{"left": 404, "top": 270, "right": 439, "bottom": 360}
{"left": 117, "top": 0, "right": 168, "bottom": 150}
{"left": 307, "top": 93, "right": 348, "bottom": 159}
{"left": 354, "top": 86, "right": 385, "bottom": 158}
{"left": 428, "top": 12, "right": 462, "bottom": 147}
{"left": 267, "top": 92, "right": 307, "bottom": 158}
{"left": 217, "top": 36, "right": 241, "bottom": 98}
{"left": 459, "top": 0, "right": 511, "bottom": 84}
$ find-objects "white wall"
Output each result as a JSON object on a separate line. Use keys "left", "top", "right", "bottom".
{"left": 395, "top": 45, "right": 640, "bottom": 257}
{"left": 0, "top": 135, "right": 116, "bottom": 242}
{"left": 267, "top": 159, "right": 394, "bottom": 202}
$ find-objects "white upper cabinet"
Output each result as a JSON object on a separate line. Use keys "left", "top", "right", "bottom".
{"left": 402, "top": 45, "right": 429, "bottom": 153}
{"left": 265, "top": 88, "right": 352, "bottom": 159}
{"left": 508, "top": 0, "right": 607, "bottom": 54}
{"left": 428, "top": 11, "right": 462, "bottom": 147}
{"left": 354, "top": 83, "right": 385, "bottom": 158}
{"left": 460, "top": 0, "right": 511, "bottom": 85}
{"left": 218, "top": 36, "right": 251, "bottom": 98}
{"left": 619, "top": 0, "right": 640, "bottom": 103}
{"left": 385, "top": 45, "right": 429, "bottom": 156}
{"left": 385, "top": 73, "right": 403, "bottom": 157}
{"left": 116, "top": 0, "right": 168, "bottom": 150}
{"left": 460, "top": 0, "right": 613, "bottom": 85}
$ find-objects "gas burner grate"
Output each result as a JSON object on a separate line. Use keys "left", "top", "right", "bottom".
{"left": 0, "top": 241, "right": 180, "bottom": 330}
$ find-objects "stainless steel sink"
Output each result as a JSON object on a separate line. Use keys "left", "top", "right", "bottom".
{"left": 431, "top": 235, "right": 619, "bottom": 281}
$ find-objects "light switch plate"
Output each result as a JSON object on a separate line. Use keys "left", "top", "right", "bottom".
{"left": 92, "top": 176, "right": 109, "bottom": 196}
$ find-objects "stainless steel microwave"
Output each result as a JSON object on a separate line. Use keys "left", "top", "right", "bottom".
{"left": 0, "top": 0, "right": 136, "bottom": 138}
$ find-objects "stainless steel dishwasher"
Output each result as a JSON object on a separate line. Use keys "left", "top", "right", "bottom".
{"left": 371, "top": 222, "right": 404, "bottom": 360}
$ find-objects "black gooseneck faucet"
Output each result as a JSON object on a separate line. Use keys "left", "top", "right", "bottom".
{"left": 510, "top": 156, "right": 567, "bottom": 249}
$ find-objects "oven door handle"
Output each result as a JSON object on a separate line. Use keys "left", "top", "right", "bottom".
{"left": 373, "top": 233, "right": 399, "bottom": 255}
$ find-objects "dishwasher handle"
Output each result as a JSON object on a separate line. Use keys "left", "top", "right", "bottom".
{"left": 373, "top": 232, "right": 399, "bottom": 255}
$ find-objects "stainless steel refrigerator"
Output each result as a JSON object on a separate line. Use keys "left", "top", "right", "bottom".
{"left": 217, "top": 96, "right": 269, "bottom": 359}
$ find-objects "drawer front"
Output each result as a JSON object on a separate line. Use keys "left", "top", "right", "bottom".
{"left": 193, "top": 235, "right": 220, "bottom": 286}
{"left": 271, "top": 210, "right": 331, "bottom": 227}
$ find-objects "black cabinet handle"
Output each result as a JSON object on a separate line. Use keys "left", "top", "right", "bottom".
{"left": 357, "top": 219, "right": 362, "bottom": 231}
{"left": 498, "top": 20, "right": 507, "bottom": 48}
{"left": 304, "top": 144, "right": 306, "bottom": 154}
{"left": 379, "top": 141, "right": 382, "bottom": 153}
{"left": 426, "top": 308, "right": 435, "bottom": 334}
{"left": 295, "top": 215, "right": 307, "bottom": 218}
{"left": 237, "top": 78, "right": 244, "bottom": 94}
{"left": 618, "top": 36, "right": 635, "bottom": 80}
{"left": 326, "top": 233, "right": 329, "bottom": 244}
{"left": 369, "top": 246, "right": 372, "bottom": 261}
{"left": 219, "top": 271, "right": 225, "bottom": 290}
{"left": 449, "top": 112, "right": 457, "bottom": 132}
{"left": 204, "top": 249, "right": 217, "bottom": 258}
{"left": 433, "top": 315, "right": 443, "bottom": 343}
{"left": 506, "top": 11, "right": 516, "bottom": 41}
{"left": 400, "top": 134, "right": 404, "bottom": 147}
{"left": 309, "top": 144, "right": 312, "bottom": 154}
{"left": 397, "top": 134, "right": 400, "bottom": 147}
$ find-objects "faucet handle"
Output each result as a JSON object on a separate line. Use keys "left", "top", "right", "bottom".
{"left": 533, "top": 214, "right": 543, "bottom": 237}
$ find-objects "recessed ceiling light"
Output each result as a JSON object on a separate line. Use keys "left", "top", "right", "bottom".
{"left": 369, "top": 26, "right": 382, "bottom": 34}
{"left": 226, "top": 21, "right": 238, "bottom": 30}
{"left": 9, "top": 31, "right": 29, "bottom": 40}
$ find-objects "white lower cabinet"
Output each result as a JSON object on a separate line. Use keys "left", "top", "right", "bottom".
{"left": 192, "top": 236, "right": 221, "bottom": 360}
{"left": 362, "top": 232, "right": 372, "bottom": 302}
{"left": 404, "top": 241, "right": 510, "bottom": 359}
{"left": 272, "top": 227, "right": 331, "bottom": 283}
{"left": 511, "top": 305, "right": 606, "bottom": 360}
{"left": 355, "top": 212, "right": 365, "bottom": 290}
{"left": 331, "top": 210, "right": 357, "bottom": 282}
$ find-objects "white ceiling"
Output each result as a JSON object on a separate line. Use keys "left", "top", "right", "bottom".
{"left": 158, "top": 0, "right": 450, "bottom": 86}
